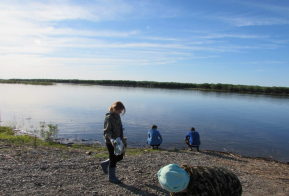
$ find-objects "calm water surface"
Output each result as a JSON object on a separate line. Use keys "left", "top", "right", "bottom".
{"left": 0, "top": 83, "right": 288, "bottom": 162}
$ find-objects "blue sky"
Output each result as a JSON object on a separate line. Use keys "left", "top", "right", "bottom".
{"left": 0, "top": 0, "right": 289, "bottom": 87}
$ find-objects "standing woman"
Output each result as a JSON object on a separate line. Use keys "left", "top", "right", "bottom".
{"left": 101, "top": 101, "right": 126, "bottom": 183}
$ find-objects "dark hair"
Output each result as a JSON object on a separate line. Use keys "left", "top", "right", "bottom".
{"left": 109, "top": 101, "right": 126, "bottom": 115}
{"left": 151, "top": 125, "right": 157, "bottom": 129}
{"left": 190, "top": 127, "right": 195, "bottom": 131}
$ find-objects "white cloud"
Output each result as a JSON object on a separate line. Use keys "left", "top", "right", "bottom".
{"left": 199, "top": 34, "right": 269, "bottom": 39}
{"left": 236, "top": 1, "right": 289, "bottom": 17}
{"left": 224, "top": 16, "right": 289, "bottom": 27}
{"left": 0, "top": 0, "right": 132, "bottom": 22}
{"left": 243, "top": 61, "right": 285, "bottom": 65}
{"left": 0, "top": 1, "right": 137, "bottom": 39}
{"left": 140, "top": 36, "right": 180, "bottom": 41}
{"left": 51, "top": 28, "right": 140, "bottom": 37}
{"left": 202, "top": 1, "right": 289, "bottom": 27}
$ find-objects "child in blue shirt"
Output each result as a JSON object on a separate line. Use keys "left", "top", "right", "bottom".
{"left": 147, "top": 125, "right": 162, "bottom": 149}
{"left": 185, "top": 127, "right": 201, "bottom": 151}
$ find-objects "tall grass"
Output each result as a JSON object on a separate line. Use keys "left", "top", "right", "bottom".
{"left": 1, "top": 126, "right": 40, "bottom": 145}
{"left": 0, "top": 126, "right": 62, "bottom": 148}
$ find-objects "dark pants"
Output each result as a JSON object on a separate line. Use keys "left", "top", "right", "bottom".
{"left": 185, "top": 139, "right": 200, "bottom": 151}
{"left": 106, "top": 143, "right": 123, "bottom": 168}
{"left": 151, "top": 144, "right": 160, "bottom": 149}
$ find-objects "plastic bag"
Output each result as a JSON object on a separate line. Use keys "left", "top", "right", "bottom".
{"left": 111, "top": 137, "right": 124, "bottom": 155}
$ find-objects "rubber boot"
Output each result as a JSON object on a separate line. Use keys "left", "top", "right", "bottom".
{"left": 109, "top": 167, "right": 121, "bottom": 183}
{"left": 100, "top": 159, "right": 109, "bottom": 174}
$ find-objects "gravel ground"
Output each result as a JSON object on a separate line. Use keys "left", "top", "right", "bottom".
{"left": 0, "top": 142, "right": 288, "bottom": 196}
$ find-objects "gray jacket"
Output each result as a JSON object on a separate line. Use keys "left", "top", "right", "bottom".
{"left": 103, "top": 112, "right": 123, "bottom": 144}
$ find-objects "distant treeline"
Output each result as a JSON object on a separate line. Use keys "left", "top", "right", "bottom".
{"left": 1, "top": 78, "right": 289, "bottom": 95}
{"left": 0, "top": 79, "right": 53, "bottom": 85}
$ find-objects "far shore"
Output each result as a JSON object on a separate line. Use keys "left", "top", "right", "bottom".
{"left": 1, "top": 78, "right": 289, "bottom": 96}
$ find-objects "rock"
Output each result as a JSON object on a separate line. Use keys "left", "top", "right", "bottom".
{"left": 0, "top": 141, "right": 288, "bottom": 196}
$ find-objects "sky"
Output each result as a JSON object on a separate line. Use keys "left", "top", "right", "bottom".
{"left": 0, "top": 0, "right": 289, "bottom": 87}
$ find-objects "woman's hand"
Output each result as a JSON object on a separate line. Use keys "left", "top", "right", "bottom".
{"left": 107, "top": 136, "right": 116, "bottom": 146}
{"left": 110, "top": 139, "right": 117, "bottom": 146}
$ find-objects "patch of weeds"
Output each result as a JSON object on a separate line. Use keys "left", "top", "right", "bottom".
{"left": 0, "top": 134, "right": 33, "bottom": 145}
{"left": 43, "top": 143, "right": 67, "bottom": 149}
{"left": 93, "top": 153, "right": 108, "bottom": 159}
{"left": 126, "top": 151, "right": 141, "bottom": 155}
{"left": 40, "top": 122, "right": 59, "bottom": 144}
{"left": 0, "top": 127, "right": 14, "bottom": 135}
{"left": 71, "top": 144, "right": 81, "bottom": 148}
{"left": 0, "top": 126, "right": 61, "bottom": 148}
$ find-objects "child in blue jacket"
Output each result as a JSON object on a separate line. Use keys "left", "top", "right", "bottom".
{"left": 147, "top": 125, "right": 162, "bottom": 149}
{"left": 185, "top": 127, "right": 201, "bottom": 151}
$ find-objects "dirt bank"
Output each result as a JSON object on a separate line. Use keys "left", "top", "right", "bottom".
{"left": 0, "top": 142, "right": 288, "bottom": 196}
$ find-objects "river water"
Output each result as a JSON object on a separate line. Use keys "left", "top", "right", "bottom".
{"left": 0, "top": 83, "right": 288, "bottom": 162}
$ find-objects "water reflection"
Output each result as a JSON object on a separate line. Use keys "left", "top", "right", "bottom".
{"left": 0, "top": 83, "right": 289, "bottom": 162}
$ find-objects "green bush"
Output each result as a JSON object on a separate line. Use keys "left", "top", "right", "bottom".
{"left": 40, "top": 122, "right": 59, "bottom": 144}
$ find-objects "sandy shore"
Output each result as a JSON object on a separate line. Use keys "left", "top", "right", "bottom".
{"left": 0, "top": 142, "right": 288, "bottom": 196}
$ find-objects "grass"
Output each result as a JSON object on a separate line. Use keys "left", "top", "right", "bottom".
{"left": 0, "top": 126, "right": 164, "bottom": 158}
{"left": 0, "top": 126, "right": 14, "bottom": 135}
{"left": 93, "top": 153, "right": 109, "bottom": 159}
{"left": 0, "top": 126, "right": 71, "bottom": 149}
{"left": 1, "top": 126, "right": 44, "bottom": 146}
